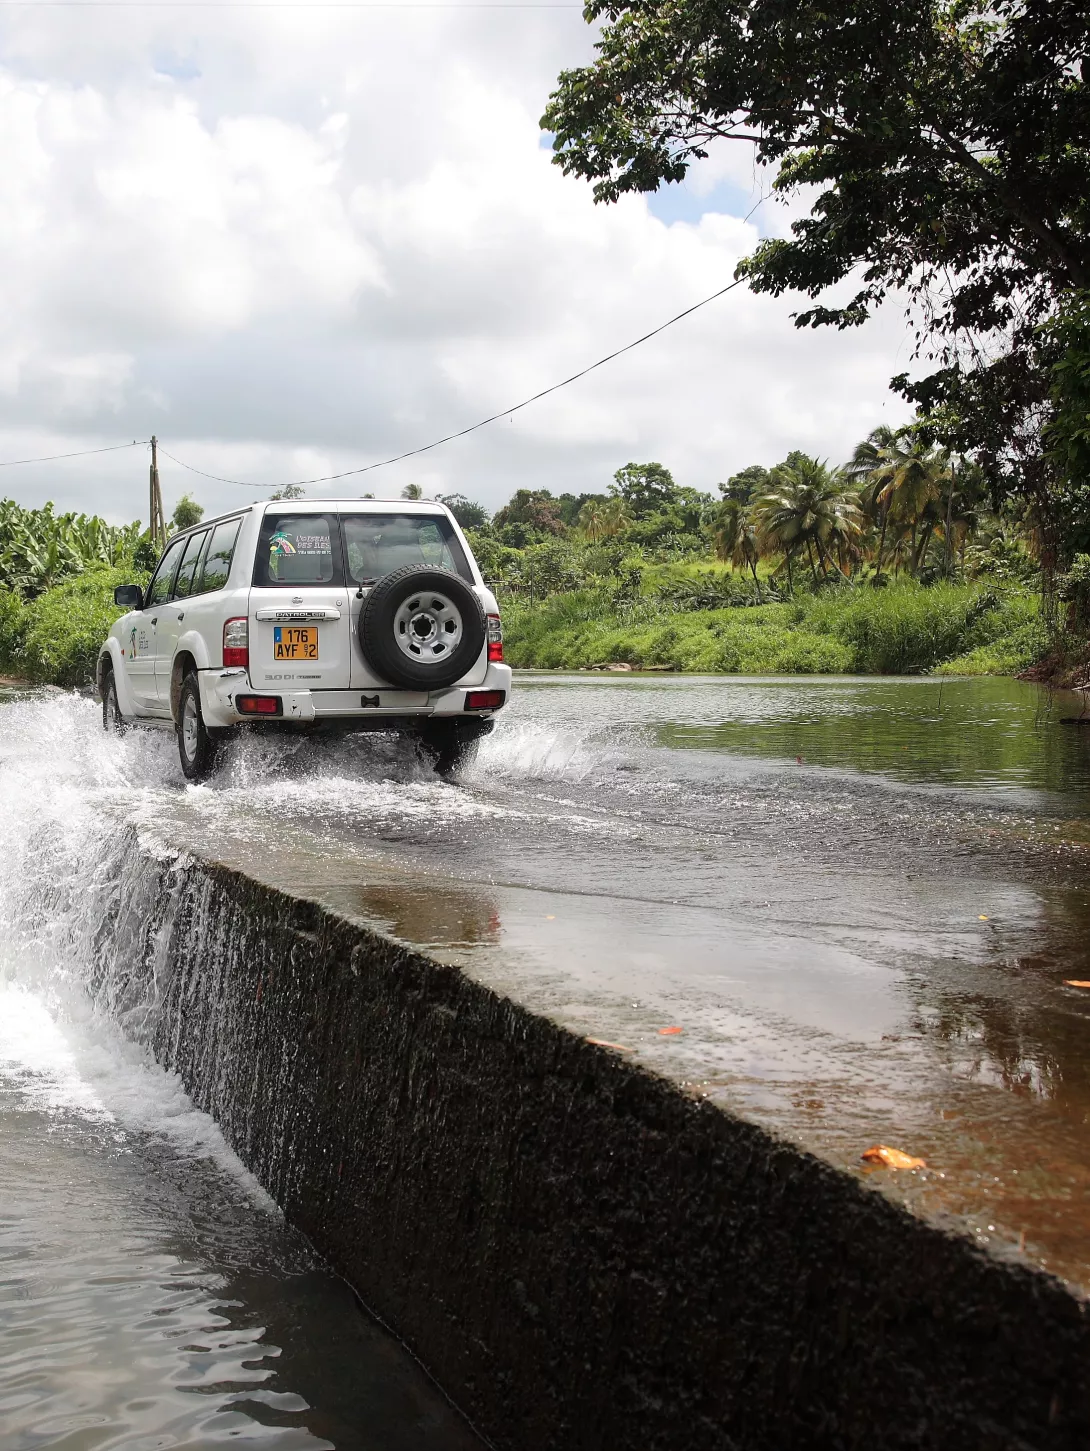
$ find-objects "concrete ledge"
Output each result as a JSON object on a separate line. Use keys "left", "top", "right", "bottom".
{"left": 134, "top": 846, "right": 1090, "bottom": 1450}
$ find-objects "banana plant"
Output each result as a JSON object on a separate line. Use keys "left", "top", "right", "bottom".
{"left": 0, "top": 498, "right": 143, "bottom": 597}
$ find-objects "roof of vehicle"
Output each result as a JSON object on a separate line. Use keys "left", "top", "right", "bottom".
{"left": 162, "top": 497, "right": 455, "bottom": 548}
{"left": 264, "top": 499, "right": 451, "bottom": 513}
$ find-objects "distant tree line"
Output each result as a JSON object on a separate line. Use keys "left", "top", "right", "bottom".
{"left": 438, "top": 427, "right": 1049, "bottom": 605}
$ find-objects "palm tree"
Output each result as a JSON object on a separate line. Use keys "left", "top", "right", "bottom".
{"left": 579, "top": 496, "right": 630, "bottom": 541}
{"left": 711, "top": 499, "right": 762, "bottom": 586}
{"left": 931, "top": 462, "right": 982, "bottom": 579}
{"left": 849, "top": 427, "right": 957, "bottom": 580}
{"left": 848, "top": 426, "right": 901, "bottom": 582}
{"left": 844, "top": 424, "right": 900, "bottom": 484}
{"left": 578, "top": 499, "right": 607, "bottom": 542}
{"left": 872, "top": 438, "right": 952, "bottom": 577}
{"left": 752, "top": 457, "right": 863, "bottom": 586}
{"left": 401, "top": 483, "right": 424, "bottom": 500}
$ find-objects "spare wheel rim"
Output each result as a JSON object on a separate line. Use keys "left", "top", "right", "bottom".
{"left": 393, "top": 590, "right": 463, "bottom": 664}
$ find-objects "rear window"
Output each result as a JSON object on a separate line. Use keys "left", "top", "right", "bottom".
{"left": 255, "top": 514, "right": 338, "bottom": 587}
{"left": 342, "top": 513, "right": 471, "bottom": 586}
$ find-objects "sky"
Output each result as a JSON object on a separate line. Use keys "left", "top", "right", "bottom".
{"left": 0, "top": 0, "right": 915, "bottom": 525}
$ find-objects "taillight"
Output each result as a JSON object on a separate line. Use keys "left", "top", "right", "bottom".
{"left": 486, "top": 614, "right": 504, "bottom": 663}
{"left": 223, "top": 617, "right": 248, "bottom": 668}
{"left": 236, "top": 695, "right": 281, "bottom": 716}
{"left": 465, "top": 690, "right": 506, "bottom": 710}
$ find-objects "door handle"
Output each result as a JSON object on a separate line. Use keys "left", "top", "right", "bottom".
{"left": 151, "top": 617, "right": 157, "bottom": 625}
{"left": 176, "top": 612, "right": 184, "bottom": 621}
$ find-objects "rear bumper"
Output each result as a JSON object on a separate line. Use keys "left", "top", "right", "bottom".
{"left": 198, "top": 663, "right": 512, "bottom": 730}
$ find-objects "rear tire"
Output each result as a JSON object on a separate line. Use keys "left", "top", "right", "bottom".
{"left": 177, "top": 673, "right": 220, "bottom": 782}
{"left": 419, "top": 718, "right": 492, "bottom": 779}
{"left": 101, "top": 666, "right": 127, "bottom": 735}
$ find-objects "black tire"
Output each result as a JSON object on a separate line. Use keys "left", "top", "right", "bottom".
{"left": 360, "top": 565, "right": 485, "bottom": 690}
{"left": 177, "top": 672, "right": 220, "bottom": 782}
{"left": 101, "top": 665, "right": 127, "bottom": 735}
{"left": 419, "top": 718, "right": 493, "bottom": 779}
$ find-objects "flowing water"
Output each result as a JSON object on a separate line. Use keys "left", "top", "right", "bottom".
{"left": 3, "top": 672, "right": 1090, "bottom": 1446}
{"left": 0, "top": 688, "right": 485, "bottom": 1451}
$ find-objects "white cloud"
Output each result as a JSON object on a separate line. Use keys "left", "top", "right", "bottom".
{"left": 0, "top": 3, "right": 913, "bottom": 524}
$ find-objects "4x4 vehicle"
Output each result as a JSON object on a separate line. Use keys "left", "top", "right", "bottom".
{"left": 98, "top": 499, "right": 510, "bottom": 781}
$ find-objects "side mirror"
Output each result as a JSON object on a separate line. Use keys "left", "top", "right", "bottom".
{"left": 114, "top": 584, "right": 144, "bottom": 609}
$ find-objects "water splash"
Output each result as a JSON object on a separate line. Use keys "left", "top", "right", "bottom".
{"left": 471, "top": 719, "right": 615, "bottom": 781}
{"left": 0, "top": 693, "right": 273, "bottom": 1193}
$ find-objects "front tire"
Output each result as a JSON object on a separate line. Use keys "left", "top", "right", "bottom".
{"left": 177, "top": 673, "right": 220, "bottom": 782}
{"left": 101, "top": 666, "right": 127, "bottom": 735}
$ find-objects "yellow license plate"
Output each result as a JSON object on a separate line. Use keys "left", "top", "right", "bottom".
{"left": 273, "top": 625, "right": 319, "bottom": 660}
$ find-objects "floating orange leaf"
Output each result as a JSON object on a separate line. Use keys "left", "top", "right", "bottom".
{"left": 658, "top": 1026, "right": 683, "bottom": 1036}
{"left": 586, "top": 1037, "right": 633, "bottom": 1053}
{"left": 861, "top": 1144, "right": 927, "bottom": 1170}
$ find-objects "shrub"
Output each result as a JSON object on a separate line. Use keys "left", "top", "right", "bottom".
{"left": 0, "top": 589, "right": 27, "bottom": 674}
{"left": 19, "top": 566, "right": 147, "bottom": 687}
{"left": 803, "top": 582, "right": 1012, "bottom": 674}
{"left": 933, "top": 594, "right": 1046, "bottom": 675}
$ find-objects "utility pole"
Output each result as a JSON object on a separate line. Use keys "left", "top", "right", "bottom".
{"left": 149, "top": 435, "right": 166, "bottom": 547}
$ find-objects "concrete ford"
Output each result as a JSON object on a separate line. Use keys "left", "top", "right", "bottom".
{"left": 97, "top": 499, "right": 510, "bottom": 781}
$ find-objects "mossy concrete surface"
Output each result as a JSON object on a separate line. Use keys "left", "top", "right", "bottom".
{"left": 151, "top": 854, "right": 1089, "bottom": 1451}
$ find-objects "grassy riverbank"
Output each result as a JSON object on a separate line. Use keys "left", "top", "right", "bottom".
{"left": 502, "top": 579, "right": 1045, "bottom": 677}
{"left": 0, "top": 569, "right": 1048, "bottom": 689}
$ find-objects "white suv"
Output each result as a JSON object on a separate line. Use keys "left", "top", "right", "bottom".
{"left": 98, "top": 499, "right": 511, "bottom": 781}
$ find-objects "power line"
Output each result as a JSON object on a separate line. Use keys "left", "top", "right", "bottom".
{"left": 0, "top": 3, "right": 581, "bottom": 9}
{"left": 160, "top": 277, "right": 744, "bottom": 491}
{"left": 0, "top": 439, "right": 148, "bottom": 468}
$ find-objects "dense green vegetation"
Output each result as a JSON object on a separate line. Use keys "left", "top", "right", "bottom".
{"left": 503, "top": 580, "right": 1042, "bottom": 677}
{"left": 449, "top": 435, "right": 1053, "bottom": 676}
{"left": 4, "top": 566, "right": 150, "bottom": 688}
{"left": 0, "top": 500, "right": 153, "bottom": 685}
{"left": 0, "top": 437, "right": 1060, "bottom": 687}
{"left": 0, "top": 500, "right": 144, "bottom": 597}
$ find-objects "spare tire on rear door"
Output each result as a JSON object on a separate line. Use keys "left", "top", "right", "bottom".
{"left": 359, "top": 564, "right": 486, "bottom": 690}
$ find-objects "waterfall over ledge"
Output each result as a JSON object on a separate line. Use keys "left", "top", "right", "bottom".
{"left": 18, "top": 815, "right": 1087, "bottom": 1451}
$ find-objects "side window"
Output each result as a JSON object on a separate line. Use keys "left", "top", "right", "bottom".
{"left": 171, "top": 530, "right": 209, "bottom": 601}
{"left": 198, "top": 519, "right": 242, "bottom": 595}
{"left": 146, "top": 536, "right": 188, "bottom": 608}
{"left": 254, "top": 514, "right": 338, "bottom": 587}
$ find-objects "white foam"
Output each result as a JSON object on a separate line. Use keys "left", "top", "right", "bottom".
{"left": 0, "top": 695, "right": 610, "bottom": 1188}
{"left": 472, "top": 719, "right": 604, "bottom": 780}
{"left": 0, "top": 983, "right": 112, "bottom": 1120}
{"left": 0, "top": 694, "right": 275, "bottom": 1207}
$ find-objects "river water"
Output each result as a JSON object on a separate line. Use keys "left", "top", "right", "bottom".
{"left": 3, "top": 673, "right": 1090, "bottom": 1445}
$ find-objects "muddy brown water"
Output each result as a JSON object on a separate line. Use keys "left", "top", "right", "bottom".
{"left": 3, "top": 673, "right": 1090, "bottom": 1445}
